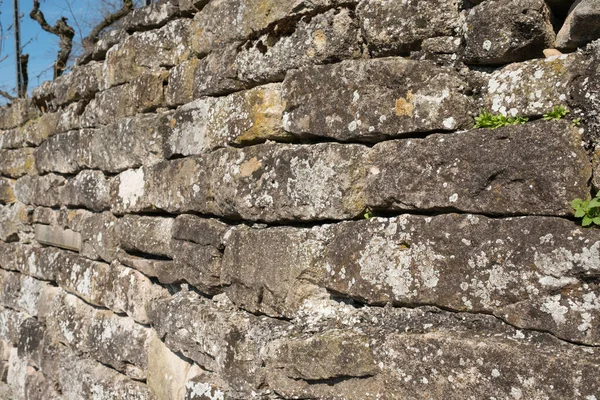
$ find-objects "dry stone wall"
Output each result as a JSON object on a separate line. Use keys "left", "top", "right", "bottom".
{"left": 1, "top": 0, "right": 600, "bottom": 399}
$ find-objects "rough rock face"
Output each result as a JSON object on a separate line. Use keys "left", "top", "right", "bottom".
{"left": 166, "top": 83, "right": 288, "bottom": 156}
{"left": 365, "top": 121, "right": 590, "bottom": 216}
{"left": 556, "top": 0, "right": 600, "bottom": 50}
{"left": 463, "top": 0, "right": 556, "bottom": 64}
{"left": 283, "top": 58, "right": 474, "bottom": 141}
{"left": 357, "top": 0, "right": 463, "bottom": 56}
{"left": 2, "top": 1, "right": 600, "bottom": 399}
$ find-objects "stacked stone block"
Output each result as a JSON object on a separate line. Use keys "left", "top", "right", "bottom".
{"left": 1, "top": 0, "right": 600, "bottom": 399}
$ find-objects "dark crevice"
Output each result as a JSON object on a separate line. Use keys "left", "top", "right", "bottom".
{"left": 96, "top": 360, "right": 146, "bottom": 383}
{"left": 295, "top": 374, "right": 376, "bottom": 386}
{"left": 241, "top": 3, "right": 358, "bottom": 47}
{"left": 323, "top": 292, "right": 599, "bottom": 348}
{"left": 122, "top": 249, "right": 173, "bottom": 261}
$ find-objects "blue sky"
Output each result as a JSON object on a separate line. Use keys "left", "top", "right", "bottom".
{"left": 0, "top": 0, "right": 118, "bottom": 98}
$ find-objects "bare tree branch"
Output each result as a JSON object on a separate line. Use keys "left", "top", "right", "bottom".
{"left": 30, "top": 0, "right": 75, "bottom": 79}
{"left": 83, "top": 0, "right": 133, "bottom": 49}
{"left": 0, "top": 88, "right": 15, "bottom": 101}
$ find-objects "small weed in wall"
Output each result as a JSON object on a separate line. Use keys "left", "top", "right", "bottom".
{"left": 543, "top": 105, "right": 570, "bottom": 121}
{"left": 473, "top": 109, "right": 528, "bottom": 129}
{"left": 572, "top": 192, "right": 600, "bottom": 227}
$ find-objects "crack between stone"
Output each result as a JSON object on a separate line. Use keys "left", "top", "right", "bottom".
{"left": 321, "top": 292, "right": 600, "bottom": 349}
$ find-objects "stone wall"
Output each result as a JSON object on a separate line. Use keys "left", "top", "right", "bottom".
{"left": 1, "top": 0, "right": 600, "bottom": 399}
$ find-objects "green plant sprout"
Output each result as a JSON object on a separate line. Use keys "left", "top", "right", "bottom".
{"left": 473, "top": 109, "right": 528, "bottom": 129}
{"left": 363, "top": 207, "right": 374, "bottom": 219}
{"left": 543, "top": 105, "right": 569, "bottom": 121}
{"left": 572, "top": 192, "right": 600, "bottom": 227}
{"left": 572, "top": 117, "right": 581, "bottom": 126}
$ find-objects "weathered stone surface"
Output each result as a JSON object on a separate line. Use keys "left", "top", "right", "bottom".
{"left": 357, "top": 0, "right": 462, "bottom": 56}
{"left": 0, "top": 244, "right": 61, "bottom": 281}
{"left": 121, "top": 0, "right": 181, "bottom": 31}
{"left": 463, "top": 0, "right": 555, "bottom": 64}
{"left": 106, "top": 19, "right": 191, "bottom": 87}
{"left": 51, "top": 61, "right": 104, "bottom": 106}
{"left": 0, "top": 270, "right": 49, "bottom": 317}
{"left": 500, "top": 285, "right": 600, "bottom": 346}
{"left": 17, "top": 317, "right": 45, "bottom": 367}
{"left": 81, "top": 71, "right": 168, "bottom": 127}
{"left": 191, "top": 44, "right": 249, "bottom": 97}
{"left": 208, "top": 142, "right": 367, "bottom": 222}
{"left": 0, "top": 148, "right": 36, "bottom": 178}
{"left": 119, "top": 215, "right": 174, "bottom": 258}
{"left": 110, "top": 158, "right": 208, "bottom": 215}
{"left": 36, "top": 113, "right": 169, "bottom": 174}
{"left": 35, "top": 224, "right": 81, "bottom": 252}
{"left": 594, "top": 150, "right": 600, "bottom": 190}
{"left": 114, "top": 121, "right": 588, "bottom": 221}
{"left": 0, "top": 99, "right": 38, "bottom": 130}
{"left": 569, "top": 40, "right": 600, "bottom": 142}
{"left": 34, "top": 130, "right": 93, "bottom": 174}
{"left": 76, "top": 29, "right": 129, "bottom": 65}
{"left": 60, "top": 170, "right": 111, "bottom": 211}
{"left": 92, "top": 112, "right": 170, "bottom": 172}
{"left": 171, "top": 240, "right": 224, "bottom": 295}
{"left": 164, "top": 58, "right": 201, "bottom": 106}
{"left": 224, "top": 214, "right": 600, "bottom": 345}
{"left": 184, "top": 370, "right": 229, "bottom": 400}
{"left": 103, "top": 261, "right": 170, "bottom": 324}
{"left": 32, "top": 207, "right": 58, "bottom": 225}
{"left": 171, "top": 215, "right": 232, "bottom": 292}
{"left": 55, "top": 343, "right": 154, "bottom": 400}
{"left": 366, "top": 121, "right": 590, "bottom": 216}
{"left": 0, "top": 112, "right": 61, "bottom": 149}
{"left": 222, "top": 225, "right": 323, "bottom": 317}
{"left": 79, "top": 211, "right": 120, "bottom": 263}
{"left": 482, "top": 53, "right": 588, "bottom": 116}
{"left": 53, "top": 250, "right": 111, "bottom": 307}
{"left": 235, "top": 8, "right": 363, "bottom": 84}
{"left": 0, "top": 178, "right": 15, "bottom": 204}
{"left": 47, "top": 290, "right": 153, "bottom": 376}
{"left": 167, "top": 84, "right": 288, "bottom": 156}
{"left": 6, "top": 347, "right": 27, "bottom": 398}
{"left": 0, "top": 202, "right": 31, "bottom": 242}
{"left": 20, "top": 111, "right": 62, "bottom": 146}
{"left": 266, "top": 327, "right": 600, "bottom": 399}
{"left": 117, "top": 250, "right": 178, "bottom": 285}
{"left": 147, "top": 335, "right": 195, "bottom": 400}
{"left": 148, "top": 291, "right": 290, "bottom": 397}
{"left": 556, "top": 0, "right": 600, "bottom": 50}
{"left": 420, "top": 35, "right": 463, "bottom": 54}
{"left": 14, "top": 174, "right": 65, "bottom": 207}
{"left": 54, "top": 101, "right": 85, "bottom": 132}
{"left": 190, "top": 0, "right": 354, "bottom": 56}
{"left": 0, "top": 307, "right": 28, "bottom": 344}
{"left": 24, "top": 368, "right": 60, "bottom": 400}
{"left": 282, "top": 58, "right": 474, "bottom": 141}
{"left": 52, "top": 250, "right": 167, "bottom": 323}
{"left": 172, "top": 215, "right": 230, "bottom": 248}
{"left": 179, "top": 0, "right": 210, "bottom": 13}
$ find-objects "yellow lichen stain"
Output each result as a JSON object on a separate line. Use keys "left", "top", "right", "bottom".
{"left": 239, "top": 157, "right": 262, "bottom": 178}
{"left": 312, "top": 30, "right": 327, "bottom": 53}
{"left": 395, "top": 91, "right": 414, "bottom": 117}
{"left": 235, "top": 88, "right": 289, "bottom": 144}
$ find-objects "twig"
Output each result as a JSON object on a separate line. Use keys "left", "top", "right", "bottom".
{"left": 0, "top": 88, "right": 15, "bottom": 101}
{"left": 83, "top": 0, "right": 133, "bottom": 49}
{"left": 30, "top": 0, "right": 75, "bottom": 79}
